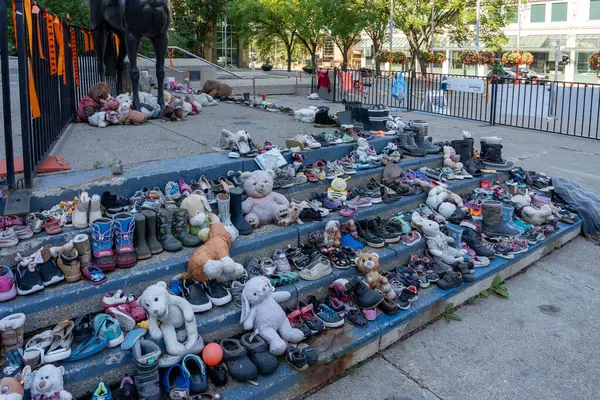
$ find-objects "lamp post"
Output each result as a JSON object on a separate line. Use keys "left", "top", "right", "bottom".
{"left": 475, "top": 0, "right": 481, "bottom": 76}
{"left": 389, "top": 0, "right": 394, "bottom": 72}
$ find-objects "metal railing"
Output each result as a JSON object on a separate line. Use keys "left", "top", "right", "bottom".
{"left": 312, "top": 68, "right": 600, "bottom": 140}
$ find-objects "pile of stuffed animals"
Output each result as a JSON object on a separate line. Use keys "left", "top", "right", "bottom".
{"left": 77, "top": 82, "right": 221, "bottom": 128}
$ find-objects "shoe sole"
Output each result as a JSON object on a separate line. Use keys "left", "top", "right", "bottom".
{"left": 0, "top": 239, "right": 19, "bottom": 248}
{"left": 369, "top": 198, "right": 383, "bottom": 204}
{"left": 318, "top": 317, "right": 345, "bottom": 328}
{"left": 366, "top": 241, "right": 385, "bottom": 248}
{"left": 383, "top": 236, "right": 401, "bottom": 243}
{"left": 17, "top": 284, "right": 44, "bottom": 296}
{"left": 299, "top": 268, "right": 333, "bottom": 280}
{"left": 495, "top": 253, "right": 514, "bottom": 259}
{"left": 207, "top": 293, "right": 232, "bottom": 306}
{"left": 107, "top": 332, "right": 125, "bottom": 348}
{"left": 42, "top": 275, "right": 65, "bottom": 286}
{"left": 191, "top": 302, "right": 213, "bottom": 313}
{"left": 137, "top": 253, "right": 152, "bottom": 260}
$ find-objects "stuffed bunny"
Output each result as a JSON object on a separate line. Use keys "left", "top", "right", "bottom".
{"left": 412, "top": 211, "right": 467, "bottom": 265}
{"left": 240, "top": 276, "right": 304, "bottom": 355}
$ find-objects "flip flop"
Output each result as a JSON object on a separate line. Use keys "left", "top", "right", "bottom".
{"left": 121, "top": 327, "right": 147, "bottom": 350}
{"left": 63, "top": 335, "right": 109, "bottom": 362}
{"left": 82, "top": 266, "right": 107, "bottom": 285}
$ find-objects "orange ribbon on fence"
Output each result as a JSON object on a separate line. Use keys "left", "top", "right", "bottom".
{"left": 83, "top": 29, "right": 89, "bottom": 51}
{"left": 53, "top": 15, "right": 66, "bottom": 84}
{"left": 11, "top": 1, "right": 16, "bottom": 44}
{"left": 169, "top": 48, "right": 175, "bottom": 68}
{"left": 45, "top": 11, "right": 56, "bottom": 74}
{"left": 32, "top": 3, "right": 44, "bottom": 59}
{"left": 24, "top": 0, "right": 40, "bottom": 118}
{"left": 570, "top": 82, "right": 575, "bottom": 87}
{"left": 70, "top": 27, "right": 80, "bottom": 88}
{"left": 114, "top": 35, "right": 120, "bottom": 56}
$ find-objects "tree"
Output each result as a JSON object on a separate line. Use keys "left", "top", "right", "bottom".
{"left": 170, "top": 0, "right": 226, "bottom": 58}
{"left": 229, "top": 0, "right": 297, "bottom": 71}
{"left": 324, "top": 0, "right": 366, "bottom": 68}
{"left": 360, "top": 0, "right": 389, "bottom": 74}
{"left": 288, "top": 0, "right": 327, "bottom": 68}
{"left": 38, "top": 0, "right": 90, "bottom": 26}
{"left": 393, "top": 0, "right": 516, "bottom": 73}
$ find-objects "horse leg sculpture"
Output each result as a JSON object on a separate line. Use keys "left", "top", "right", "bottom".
{"left": 115, "top": 34, "right": 127, "bottom": 95}
{"left": 125, "top": 33, "right": 141, "bottom": 110}
{"left": 93, "top": 23, "right": 107, "bottom": 79}
{"left": 152, "top": 34, "right": 168, "bottom": 109}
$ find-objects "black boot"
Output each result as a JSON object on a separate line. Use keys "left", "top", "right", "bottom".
{"left": 141, "top": 210, "right": 163, "bottom": 255}
{"left": 411, "top": 121, "right": 440, "bottom": 154}
{"left": 156, "top": 209, "right": 183, "bottom": 252}
{"left": 482, "top": 201, "right": 520, "bottom": 237}
{"left": 134, "top": 213, "right": 151, "bottom": 260}
{"left": 395, "top": 129, "right": 426, "bottom": 157}
{"left": 171, "top": 208, "right": 201, "bottom": 247}
{"left": 451, "top": 138, "right": 482, "bottom": 176}
{"left": 459, "top": 221, "right": 496, "bottom": 258}
{"left": 229, "top": 187, "right": 253, "bottom": 235}
{"left": 480, "top": 137, "right": 514, "bottom": 171}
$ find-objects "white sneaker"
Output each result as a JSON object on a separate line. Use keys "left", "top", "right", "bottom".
{"left": 303, "top": 135, "right": 321, "bottom": 149}
{"left": 72, "top": 192, "right": 90, "bottom": 229}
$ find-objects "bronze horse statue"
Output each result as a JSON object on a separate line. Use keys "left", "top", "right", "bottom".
{"left": 90, "top": 0, "right": 169, "bottom": 110}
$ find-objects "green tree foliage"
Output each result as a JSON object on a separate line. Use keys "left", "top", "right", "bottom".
{"left": 37, "top": 0, "right": 90, "bottom": 26}
{"left": 323, "top": 0, "right": 367, "bottom": 68}
{"left": 170, "top": 0, "right": 226, "bottom": 58}
{"left": 287, "top": 0, "right": 327, "bottom": 68}
{"left": 360, "top": 0, "right": 389, "bottom": 74}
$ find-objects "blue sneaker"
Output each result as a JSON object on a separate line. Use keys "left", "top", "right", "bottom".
{"left": 92, "top": 382, "right": 112, "bottom": 400}
{"left": 315, "top": 304, "right": 345, "bottom": 328}
{"left": 93, "top": 314, "right": 124, "bottom": 348}
{"left": 340, "top": 233, "right": 364, "bottom": 249}
{"left": 182, "top": 354, "right": 208, "bottom": 393}
{"left": 161, "top": 364, "right": 190, "bottom": 394}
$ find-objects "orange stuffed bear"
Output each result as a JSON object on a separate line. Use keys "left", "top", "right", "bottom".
{"left": 356, "top": 252, "right": 392, "bottom": 296}
{"left": 185, "top": 222, "right": 245, "bottom": 283}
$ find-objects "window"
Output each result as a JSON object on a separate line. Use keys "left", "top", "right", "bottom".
{"left": 551, "top": 2, "right": 567, "bottom": 21}
{"left": 576, "top": 52, "right": 594, "bottom": 73}
{"left": 530, "top": 4, "right": 546, "bottom": 22}
{"left": 591, "top": 0, "right": 600, "bottom": 20}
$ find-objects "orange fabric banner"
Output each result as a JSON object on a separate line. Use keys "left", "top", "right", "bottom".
{"left": 46, "top": 12, "right": 56, "bottom": 74}
{"left": 12, "top": 1, "right": 16, "bottom": 45}
{"left": 83, "top": 29, "right": 89, "bottom": 51}
{"left": 28, "top": 63, "right": 40, "bottom": 118}
{"left": 24, "top": 0, "right": 33, "bottom": 56}
{"left": 53, "top": 16, "right": 65, "bottom": 83}
{"left": 114, "top": 35, "right": 120, "bottom": 56}
{"left": 70, "top": 28, "right": 80, "bottom": 88}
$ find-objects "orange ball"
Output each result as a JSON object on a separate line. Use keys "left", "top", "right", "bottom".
{"left": 377, "top": 130, "right": 384, "bottom": 136}
{"left": 202, "top": 343, "right": 223, "bottom": 367}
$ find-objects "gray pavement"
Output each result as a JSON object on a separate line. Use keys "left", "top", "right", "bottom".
{"left": 306, "top": 236, "right": 600, "bottom": 400}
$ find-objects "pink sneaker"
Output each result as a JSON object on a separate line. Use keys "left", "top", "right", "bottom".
{"left": 345, "top": 196, "right": 372, "bottom": 208}
{"left": 0, "top": 266, "right": 17, "bottom": 302}
{"left": 339, "top": 206, "right": 358, "bottom": 217}
{"left": 402, "top": 231, "right": 421, "bottom": 246}
{"left": 361, "top": 308, "right": 377, "bottom": 321}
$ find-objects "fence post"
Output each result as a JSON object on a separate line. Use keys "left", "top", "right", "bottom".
{"left": 332, "top": 68, "right": 337, "bottom": 103}
{"left": 0, "top": 0, "right": 15, "bottom": 188}
{"left": 407, "top": 70, "right": 415, "bottom": 111}
{"left": 490, "top": 78, "right": 498, "bottom": 126}
{"left": 15, "top": 0, "right": 32, "bottom": 187}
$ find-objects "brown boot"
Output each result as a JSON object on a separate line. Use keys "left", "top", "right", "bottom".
{"left": 57, "top": 247, "right": 81, "bottom": 282}
{"left": 0, "top": 313, "right": 26, "bottom": 360}
{"left": 73, "top": 234, "right": 92, "bottom": 267}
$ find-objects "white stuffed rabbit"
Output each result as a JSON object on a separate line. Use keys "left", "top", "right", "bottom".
{"left": 412, "top": 211, "right": 467, "bottom": 265}
{"left": 240, "top": 276, "right": 304, "bottom": 355}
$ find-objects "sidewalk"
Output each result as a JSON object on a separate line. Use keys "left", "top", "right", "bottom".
{"left": 305, "top": 236, "right": 600, "bottom": 400}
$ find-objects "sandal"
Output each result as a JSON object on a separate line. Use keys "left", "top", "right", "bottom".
{"left": 63, "top": 335, "right": 109, "bottom": 362}
{"left": 128, "top": 300, "right": 147, "bottom": 322}
{"left": 82, "top": 266, "right": 107, "bottom": 285}
{"left": 345, "top": 309, "right": 368, "bottom": 328}
{"left": 41, "top": 217, "right": 62, "bottom": 235}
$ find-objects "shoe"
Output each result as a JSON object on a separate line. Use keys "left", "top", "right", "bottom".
{"left": 0, "top": 266, "right": 17, "bottom": 302}
{"left": 117, "top": 376, "right": 136, "bottom": 400}
{"left": 13, "top": 223, "right": 33, "bottom": 240}
{"left": 299, "top": 208, "right": 322, "bottom": 221}
{"left": 92, "top": 382, "right": 112, "bottom": 400}
{"left": 141, "top": 210, "right": 164, "bottom": 254}
{"left": 240, "top": 333, "right": 278, "bottom": 375}
{"left": 299, "top": 255, "right": 332, "bottom": 280}
{"left": 272, "top": 248, "right": 291, "bottom": 272}
{"left": 523, "top": 230, "right": 545, "bottom": 244}
{"left": 229, "top": 187, "right": 253, "bottom": 235}
{"left": 156, "top": 210, "right": 183, "bottom": 252}
{"left": 346, "top": 277, "right": 384, "bottom": 309}
{"left": 198, "top": 176, "right": 217, "bottom": 204}
{"left": 273, "top": 167, "right": 296, "bottom": 189}
{"left": 134, "top": 213, "right": 151, "bottom": 260}
{"left": 56, "top": 245, "right": 81, "bottom": 282}
{"left": 93, "top": 314, "right": 124, "bottom": 348}
{"left": 285, "top": 346, "right": 309, "bottom": 371}
{"left": 220, "top": 338, "right": 258, "bottom": 381}
{"left": 133, "top": 340, "right": 161, "bottom": 400}
{"left": 340, "top": 233, "right": 364, "bottom": 249}
{"left": 73, "top": 233, "right": 92, "bottom": 267}
{"left": 482, "top": 201, "right": 520, "bottom": 237}
{"left": 480, "top": 137, "right": 514, "bottom": 171}
{"left": 410, "top": 121, "right": 440, "bottom": 154}
{"left": 451, "top": 137, "right": 482, "bottom": 176}
{"left": 171, "top": 208, "right": 201, "bottom": 247}
{"left": 73, "top": 192, "right": 90, "bottom": 229}
{"left": 402, "top": 231, "right": 421, "bottom": 246}
{"left": 89, "top": 194, "right": 103, "bottom": 225}
{"left": 483, "top": 241, "right": 514, "bottom": 259}
{"left": 345, "top": 196, "right": 372, "bottom": 208}
{"left": 436, "top": 270, "right": 463, "bottom": 290}
{"left": 396, "top": 130, "right": 426, "bottom": 157}
{"left": 113, "top": 212, "right": 137, "bottom": 268}
{"left": 182, "top": 354, "right": 208, "bottom": 393}
{"left": 205, "top": 280, "right": 231, "bottom": 306}
{"left": 91, "top": 218, "right": 116, "bottom": 271}
{"left": 460, "top": 221, "right": 496, "bottom": 258}
{"left": 285, "top": 307, "right": 312, "bottom": 338}
{"left": 0, "top": 228, "right": 18, "bottom": 248}
{"left": 367, "top": 219, "right": 400, "bottom": 243}
{"left": 102, "top": 191, "right": 131, "bottom": 217}
{"left": 182, "top": 280, "right": 213, "bottom": 313}
{"left": 106, "top": 304, "right": 136, "bottom": 332}
{"left": 161, "top": 364, "right": 190, "bottom": 394}
{"left": 0, "top": 313, "right": 25, "bottom": 361}
{"left": 314, "top": 303, "right": 345, "bottom": 327}
{"left": 244, "top": 256, "right": 261, "bottom": 278}
{"left": 298, "top": 302, "right": 326, "bottom": 333}
{"left": 37, "top": 255, "right": 64, "bottom": 286}
{"left": 356, "top": 220, "right": 385, "bottom": 248}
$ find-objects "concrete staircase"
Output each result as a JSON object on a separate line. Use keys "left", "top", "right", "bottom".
{"left": 4, "top": 138, "right": 581, "bottom": 398}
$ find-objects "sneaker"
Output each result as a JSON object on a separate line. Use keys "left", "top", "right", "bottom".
{"left": 285, "top": 307, "right": 312, "bottom": 338}
{"left": 313, "top": 303, "right": 344, "bottom": 328}
{"left": 285, "top": 247, "right": 311, "bottom": 270}
{"left": 523, "top": 230, "right": 544, "bottom": 245}
{"left": 361, "top": 185, "right": 383, "bottom": 204}
{"left": 273, "top": 167, "right": 296, "bottom": 189}
{"left": 94, "top": 314, "right": 124, "bottom": 348}
{"left": 333, "top": 160, "right": 347, "bottom": 176}
{"left": 244, "top": 256, "right": 261, "bottom": 278}
{"left": 402, "top": 231, "right": 421, "bottom": 246}
{"left": 340, "top": 233, "right": 364, "bottom": 249}
{"left": 325, "top": 162, "right": 337, "bottom": 179}
{"left": 346, "top": 277, "right": 384, "bottom": 309}
{"left": 106, "top": 305, "right": 136, "bottom": 332}
{"left": 0, "top": 229, "right": 18, "bottom": 248}
{"left": 299, "top": 208, "right": 322, "bottom": 221}
{"left": 299, "top": 255, "right": 332, "bottom": 280}
{"left": 182, "top": 280, "right": 212, "bottom": 313}
{"left": 38, "top": 258, "right": 64, "bottom": 286}
{"left": 367, "top": 219, "right": 401, "bottom": 243}
{"left": 0, "top": 266, "right": 17, "bottom": 302}
{"left": 356, "top": 220, "right": 385, "bottom": 248}
{"left": 272, "top": 249, "right": 291, "bottom": 272}
{"left": 345, "top": 196, "right": 372, "bottom": 208}
{"left": 169, "top": 278, "right": 183, "bottom": 296}
{"left": 13, "top": 224, "right": 33, "bottom": 240}
{"left": 395, "top": 287, "right": 418, "bottom": 310}
{"left": 483, "top": 242, "right": 514, "bottom": 259}
{"left": 205, "top": 280, "right": 232, "bottom": 306}
{"left": 298, "top": 302, "right": 326, "bottom": 333}
{"left": 92, "top": 382, "right": 112, "bottom": 400}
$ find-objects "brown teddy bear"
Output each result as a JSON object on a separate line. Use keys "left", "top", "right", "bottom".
{"left": 185, "top": 222, "right": 245, "bottom": 283}
{"left": 121, "top": 110, "right": 148, "bottom": 124}
{"left": 200, "top": 80, "right": 233, "bottom": 98}
{"left": 77, "top": 82, "right": 110, "bottom": 122}
{"left": 356, "top": 252, "right": 391, "bottom": 296}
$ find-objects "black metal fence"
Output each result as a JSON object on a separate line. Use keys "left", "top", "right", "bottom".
{"left": 312, "top": 68, "right": 600, "bottom": 140}
{"left": 1, "top": 0, "right": 117, "bottom": 188}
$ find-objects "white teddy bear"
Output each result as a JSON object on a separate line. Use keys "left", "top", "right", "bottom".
{"left": 116, "top": 93, "right": 133, "bottom": 115}
{"left": 24, "top": 364, "right": 72, "bottom": 400}
{"left": 511, "top": 194, "right": 554, "bottom": 226}
{"left": 412, "top": 212, "right": 467, "bottom": 265}
{"left": 425, "top": 185, "right": 466, "bottom": 219}
{"left": 88, "top": 111, "right": 120, "bottom": 128}
{"left": 355, "top": 138, "right": 370, "bottom": 164}
{"left": 443, "top": 146, "right": 464, "bottom": 171}
{"left": 138, "top": 281, "right": 203, "bottom": 356}
{"left": 195, "top": 93, "right": 218, "bottom": 107}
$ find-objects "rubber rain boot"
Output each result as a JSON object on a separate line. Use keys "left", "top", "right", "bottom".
{"left": 229, "top": 187, "right": 252, "bottom": 235}
{"left": 114, "top": 212, "right": 137, "bottom": 268}
{"left": 156, "top": 210, "right": 183, "bottom": 252}
{"left": 141, "top": 210, "right": 163, "bottom": 255}
{"left": 133, "top": 340, "right": 162, "bottom": 400}
{"left": 134, "top": 213, "right": 151, "bottom": 260}
{"left": 446, "top": 224, "right": 464, "bottom": 250}
{"left": 217, "top": 193, "right": 239, "bottom": 241}
{"left": 171, "top": 208, "right": 201, "bottom": 247}
{"left": 482, "top": 201, "right": 520, "bottom": 238}
{"left": 502, "top": 203, "right": 524, "bottom": 234}
{"left": 91, "top": 218, "right": 116, "bottom": 271}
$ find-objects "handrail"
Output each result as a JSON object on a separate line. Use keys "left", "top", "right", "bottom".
{"left": 137, "top": 53, "right": 184, "bottom": 74}
{"left": 167, "top": 46, "right": 246, "bottom": 79}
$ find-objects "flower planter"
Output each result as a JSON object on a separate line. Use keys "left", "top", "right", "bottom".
{"left": 261, "top": 65, "right": 273, "bottom": 71}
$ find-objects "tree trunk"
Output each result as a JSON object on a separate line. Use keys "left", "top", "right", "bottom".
{"left": 285, "top": 42, "right": 293, "bottom": 72}
{"left": 373, "top": 39, "right": 381, "bottom": 75}
{"left": 418, "top": 57, "right": 428, "bottom": 74}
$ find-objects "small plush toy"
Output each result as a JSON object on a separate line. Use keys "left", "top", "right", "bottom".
{"left": 181, "top": 100, "right": 193, "bottom": 116}
{"left": 324, "top": 220, "right": 341, "bottom": 247}
{"left": 138, "top": 281, "right": 202, "bottom": 356}
{"left": 511, "top": 194, "right": 554, "bottom": 226}
{"left": 180, "top": 191, "right": 213, "bottom": 236}
{"left": 443, "top": 146, "right": 463, "bottom": 171}
{"left": 386, "top": 115, "right": 406, "bottom": 132}
{"left": 200, "top": 80, "right": 233, "bottom": 98}
{"left": 355, "top": 138, "right": 370, "bottom": 164}
{"left": 24, "top": 364, "right": 72, "bottom": 400}
{"left": 186, "top": 222, "right": 245, "bottom": 283}
{"left": 138, "top": 91, "right": 162, "bottom": 119}
{"left": 356, "top": 252, "right": 392, "bottom": 297}
{"left": 195, "top": 93, "right": 218, "bottom": 107}
{"left": 77, "top": 82, "right": 109, "bottom": 122}
{"left": 220, "top": 129, "right": 253, "bottom": 155}
{"left": 0, "top": 374, "right": 24, "bottom": 400}
{"left": 116, "top": 93, "right": 133, "bottom": 115}
{"left": 277, "top": 201, "right": 301, "bottom": 226}
{"left": 241, "top": 170, "right": 289, "bottom": 227}
{"left": 240, "top": 276, "right": 304, "bottom": 355}
{"left": 412, "top": 212, "right": 467, "bottom": 265}
{"left": 161, "top": 100, "right": 185, "bottom": 122}
{"left": 163, "top": 90, "right": 173, "bottom": 105}
{"left": 100, "top": 96, "right": 120, "bottom": 112}
{"left": 88, "top": 111, "right": 121, "bottom": 128}
{"left": 120, "top": 110, "right": 148, "bottom": 125}
{"left": 425, "top": 185, "right": 467, "bottom": 221}
{"left": 328, "top": 177, "right": 349, "bottom": 202}
{"left": 184, "top": 95, "right": 202, "bottom": 115}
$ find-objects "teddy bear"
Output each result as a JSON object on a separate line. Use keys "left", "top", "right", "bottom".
{"left": 0, "top": 374, "right": 24, "bottom": 400}
{"left": 200, "top": 80, "right": 233, "bottom": 98}
{"left": 511, "top": 194, "right": 554, "bottom": 226}
{"left": 161, "top": 100, "right": 185, "bottom": 121}
{"left": 241, "top": 170, "right": 289, "bottom": 227}
{"left": 23, "top": 364, "right": 72, "bottom": 400}
{"left": 77, "top": 82, "right": 109, "bottom": 122}
{"left": 277, "top": 201, "right": 301, "bottom": 226}
{"left": 355, "top": 138, "right": 370, "bottom": 164}
{"left": 138, "top": 281, "right": 202, "bottom": 356}
{"left": 186, "top": 222, "right": 245, "bottom": 283}
{"left": 120, "top": 110, "right": 148, "bottom": 125}
{"left": 184, "top": 95, "right": 202, "bottom": 114}
{"left": 443, "top": 146, "right": 464, "bottom": 171}
{"left": 411, "top": 211, "right": 468, "bottom": 265}
{"left": 195, "top": 93, "right": 218, "bottom": 107}
{"left": 356, "top": 252, "right": 392, "bottom": 297}
{"left": 425, "top": 185, "right": 468, "bottom": 222}
{"left": 182, "top": 100, "right": 193, "bottom": 116}
{"left": 88, "top": 111, "right": 121, "bottom": 128}
{"left": 116, "top": 93, "right": 133, "bottom": 115}
{"left": 100, "top": 96, "right": 120, "bottom": 112}
{"left": 324, "top": 220, "right": 341, "bottom": 247}
{"left": 240, "top": 276, "right": 304, "bottom": 355}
